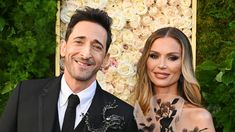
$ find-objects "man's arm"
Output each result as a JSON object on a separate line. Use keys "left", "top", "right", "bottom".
{"left": 0, "top": 83, "right": 21, "bottom": 132}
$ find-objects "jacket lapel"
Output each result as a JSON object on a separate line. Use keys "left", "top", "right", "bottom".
{"left": 38, "top": 75, "right": 62, "bottom": 132}
{"left": 75, "top": 82, "right": 105, "bottom": 131}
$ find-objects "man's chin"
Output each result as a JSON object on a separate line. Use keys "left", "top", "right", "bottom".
{"left": 73, "top": 73, "right": 94, "bottom": 81}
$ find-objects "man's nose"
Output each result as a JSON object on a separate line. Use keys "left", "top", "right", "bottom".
{"left": 80, "top": 44, "right": 92, "bottom": 59}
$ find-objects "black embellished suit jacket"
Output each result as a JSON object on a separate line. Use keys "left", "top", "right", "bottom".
{"left": 0, "top": 75, "right": 138, "bottom": 132}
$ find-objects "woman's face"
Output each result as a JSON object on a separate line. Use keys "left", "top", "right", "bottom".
{"left": 146, "top": 37, "right": 182, "bottom": 90}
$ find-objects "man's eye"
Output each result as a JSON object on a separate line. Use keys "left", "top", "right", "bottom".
{"left": 75, "top": 41, "right": 82, "bottom": 44}
{"left": 149, "top": 53, "right": 158, "bottom": 59}
{"left": 93, "top": 44, "right": 103, "bottom": 50}
{"left": 169, "top": 56, "right": 179, "bottom": 61}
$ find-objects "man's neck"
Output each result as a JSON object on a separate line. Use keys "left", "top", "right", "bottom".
{"left": 63, "top": 73, "right": 96, "bottom": 93}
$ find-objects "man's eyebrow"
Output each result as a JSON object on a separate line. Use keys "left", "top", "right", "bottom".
{"left": 74, "top": 36, "right": 85, "bottom": 40}
{"left": 74, "top": 36, "right": 104, "bottom": 49}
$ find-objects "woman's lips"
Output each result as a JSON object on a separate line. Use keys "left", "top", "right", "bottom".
{"left": 154, "top": 72, "right": 170, "bottom": 79}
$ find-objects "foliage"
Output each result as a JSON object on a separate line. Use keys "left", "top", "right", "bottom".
{"left": 196, "top": 52, "right": 235, "bottom": 132}
{"left": 197, "top": 0, "right": 235, "bottom": 131}
{"left": 0, "top": 0, "right": 56, "bottom": 113}
{"left": 0, "top": 0, "right": 234, "bottom": 131}
{"left": 197, "top": 0, "right": 235, "bottom": 64}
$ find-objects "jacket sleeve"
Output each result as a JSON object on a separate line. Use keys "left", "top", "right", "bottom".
{"left": 0, "top": 82, "right": 22, "bottom": 132}
{"left": 124, "top": 113, "right": 138, "bottom": 132}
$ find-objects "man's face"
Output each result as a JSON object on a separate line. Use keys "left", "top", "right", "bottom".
{"left": 61, "top": 21, "right": 107, "bottom": 84}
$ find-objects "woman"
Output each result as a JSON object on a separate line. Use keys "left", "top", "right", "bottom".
{"left": 133, "top": 27, "right": 215, "bottom": 132}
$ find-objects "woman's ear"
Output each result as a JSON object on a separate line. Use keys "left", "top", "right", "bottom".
{"left": 60, "top": 40, "right": 66, "bottom": 57}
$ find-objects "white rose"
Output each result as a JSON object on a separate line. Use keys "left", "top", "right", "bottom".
{"left": 154, "top": 14, "right": 169, "bottom": 25}
{"left": 122, "top": 0, "right": 133, "bottom": 8}
{"left": 65, "top": 0, "right": 82, "bottom": 8}
{"left": 83, "top": 0, "right": 108, "bottom": 9}
{"left": 149, "top": 20, "right": 158, "bottom": 32}
{"left": 122, "top": 29, "right": 135, "bottom": 44}
{"left": 112, "top": 29, "right": 122, "bottom": 43}
{"left": 169, "top": 17, "right": 184, "bottom": 28}
{"left": 145, "top": 0, "right": 155, "bottom": 7}
{"left": 162, "top": 6, "right": 179, "bottom": 18}
{"left": 142, "top": 15, "right": 153, "bottom": 27}
{"left": 181, "top": 7, "right": 192, "bottom": 18}
{"left": 97, "top": 70, "right": 105, "bottom": 83}
{"left": 104, "top": 83, "right": 115, "bottom": 94}
{"left": 134, "top": 2, "right": 148, "bottom": 15}
{"left": 108, "top": 44, "right": 122, "bottom": 58}
{"left": 123, "top": 7, "right": 137, "bottom": 21}
{"left": 121, "top": 52, "right": 141, "bottom": 65}
{"left": 140, "top": 26, "right": 152, "bottom": 38}
{"left": 148, "top": 6, "right": 159, "bottom": 16}
{"left": 110, "top": 12, "right": 126, "bottom": 30}
{"left": 60, "top": 7, "right": 76, "bottom": 24}
{"left": 169, "top": 0, "right": 180, "bottom": 6}
{"left": 114, "top": 81, "right": 125, "bottom": 94}
{"left": 118, "top": 88, "right": 131, "bottom": 101}
{"left": 182, "top": 28, "right": 192, "bottom": 38}
{"left": 126, "top": 74, "right": 137, "bottom": 87}
{"left": 117, "top": 61, "right": 135, "bottom": 77}
{"left": 133, "top": 38, "right": 145, "bottom": 51}
{"left": 133, "top": 27, "right": 143, "bottom": 36}
{"left": 129, "top": 14, "right": 141, "bottom": 28}
{"left": 180, "top": 0, "right": 191, "bottom": 8}
{"left": 156, "top": 0, "right": 167, "bottom": 7}
{"left": 179, "top": 16, "right": 192, "bottom": 29}
{"left": 104, "top": 67, "right": 117, "bottom": 83}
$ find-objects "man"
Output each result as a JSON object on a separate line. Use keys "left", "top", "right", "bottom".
{"left": 0, "top": 7, "right": 138, "bottom": 132}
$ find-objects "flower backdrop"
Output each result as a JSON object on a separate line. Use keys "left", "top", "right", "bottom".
{"left": 59, "top": 0, "right": 194, "bottom": 103}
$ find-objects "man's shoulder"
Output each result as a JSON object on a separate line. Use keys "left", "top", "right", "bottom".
{"left": 21, "top": 76, "right": 59, "bottom": 86}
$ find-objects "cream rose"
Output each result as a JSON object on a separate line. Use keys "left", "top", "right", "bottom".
{"left": 134, "top": 2, "right": 148, "bottom": 15}
{"left": 117, "top": 61, "right": 135, "bottom": 77}
{"left": 60, "top": 7, "right": 76, "bottom": 23}
{"left": 156, "top": 0, "right": 167, "bottom": 7}
{"left": 142, "top": 15, "right": 153, "bottom": 27}
{"left": 148, "top": 6, "right": 159, "bottom": 16}
{"left": 110, "top": 12, "right": 126, "bottom": 30}
{"left": 83, "top": 0, "right": 108, "bottom": 9}
{"left": 180, "top": 0, "right": 191, "bottom": 8}
{"left": 122, "top": 29, "right": 135, "bottom": 44}
{"left": 108, "top": 44, "right": 122, "bottom": 58}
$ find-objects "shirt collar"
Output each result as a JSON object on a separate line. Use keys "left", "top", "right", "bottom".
{"left": 59, "top": 75, "right": 97, "bottom": 107}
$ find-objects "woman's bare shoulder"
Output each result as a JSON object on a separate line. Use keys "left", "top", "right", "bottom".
{"left": 182, "top": 104, "right": 216, "bottom": 132}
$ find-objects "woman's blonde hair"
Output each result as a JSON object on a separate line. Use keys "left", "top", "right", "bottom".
{"left": 133, "top": 27, "right": 201, "bottom": 114}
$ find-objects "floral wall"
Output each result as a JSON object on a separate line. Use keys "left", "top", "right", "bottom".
{"left": 59, "top": 0, "right": 194, "bottom": 103}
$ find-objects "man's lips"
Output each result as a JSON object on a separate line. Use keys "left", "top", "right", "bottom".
{"left": 74, "top": 58, "right": 94, "bottom": 66}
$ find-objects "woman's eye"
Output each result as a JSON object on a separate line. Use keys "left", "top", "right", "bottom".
{"left": 169, "top": 56, "right": 179, "bottom": 61}
{"left": 149, "top": 53, "right": 158, "bottom": 59}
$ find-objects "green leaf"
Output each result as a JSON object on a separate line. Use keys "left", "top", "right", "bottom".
{"left": 1, "top": 82, "right": 14, "bottom": 94}
{"left": 222, "top": 72, "right": 235, "bottom": 86}
{"left": 0, "top": 17, "right": 5, "bottom": 32}
{"left": 229, "top": 20, "right": 235, "bottom": 29}
{"left": 198, "top": 60, "right": 218, "bottom": 70}
{"left": 215, "top": 71, "right": 223, "bottom": 82}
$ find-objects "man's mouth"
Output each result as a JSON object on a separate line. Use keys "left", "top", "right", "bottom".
{"left": 74, "top": 59, "right": 93, "bottom": 66}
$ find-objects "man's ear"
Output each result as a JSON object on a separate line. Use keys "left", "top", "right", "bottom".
{"left": 101, "top": 53, "right": 110, "bottom": 69}
{"left": 60, "top": 40, "right": 66, "bottom": 57}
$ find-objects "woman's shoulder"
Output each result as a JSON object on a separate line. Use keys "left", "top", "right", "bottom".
{"left": 180, "top": 104, "right": 215, "bottom": 132}
{"left": 184, "top": 104, "right": 212, "bottom": 119}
